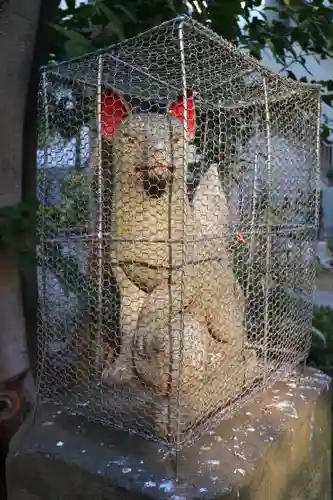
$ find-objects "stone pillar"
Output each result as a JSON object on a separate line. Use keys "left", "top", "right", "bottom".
{"left": 6, "top": 367, "right": 332, "bottom": 500}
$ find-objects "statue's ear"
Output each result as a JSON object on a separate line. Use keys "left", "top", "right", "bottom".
{"left": 167, "top": 90, "right": 196, "bottom": 141}
{"left": 100, "top": 88, "right": 130, "bottom": 139}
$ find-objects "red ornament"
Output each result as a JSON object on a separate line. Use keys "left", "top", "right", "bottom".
{"left": 168, "top": 90, "right": 196, "bottom": 140}
{"left": 100, "top": 87, "right": 196, "bottom": 140}
{"left": 100, "top": 89, "right": 129, "bottom": 138}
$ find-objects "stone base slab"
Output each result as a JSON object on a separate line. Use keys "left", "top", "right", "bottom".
{"left": 6, "top": 367, "right": 332, "bottom": 500}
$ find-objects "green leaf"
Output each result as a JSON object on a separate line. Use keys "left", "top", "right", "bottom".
{"left": 248, "top": 43, "right": 261, "bottom": 60}
{"left": 286, "top": 70, "right": 297, "bottom": 81}
{"left": 90, "top": 24, "right": 103, "bottom": 40}
{"left": 62, "top": 27, "right": 92, "bottom": 47}
{"left": 65, "top": 0, "right": 76, "bottom": 10}
{"left": 51, "top": 23, "right": 68, "bottom": 38}
{"left": 312, "top": 326, "right": 327, "bottom": 346}
{"left": 321, "top": 124, "right": 331, "bottom": 142}
{"left": 64, "top": 39, "right": 93, "bottom": 59}
{"left": 322, "top": 93, "right": 333, "bottom": 106}
{"left": 165, "top": 0, "right": 177, "bottom": 13}
{"left": 263, "top": 6, "right": 280, "bottom": 13}
{"left": 114, "top": 4, "right": 137, "bottom": 23}
{"left": 322, "top": 80, "right": 333, "bottom": 91}
{"left": 51, "top": 24, "right": 94, "bottom": 57}
{"left": 100, "top": 7, "right": 125, "bottom": 40}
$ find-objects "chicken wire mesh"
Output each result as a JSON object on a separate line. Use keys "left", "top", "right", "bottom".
{"left": 36, "top": 16, "right": 321, "bottom": 451}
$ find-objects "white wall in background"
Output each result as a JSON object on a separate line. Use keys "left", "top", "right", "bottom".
{"left": 261, "top": 0, "right": 333, "bottom": 140}
{"left": 322, "top": 187, "right": 333, "bottom": 238}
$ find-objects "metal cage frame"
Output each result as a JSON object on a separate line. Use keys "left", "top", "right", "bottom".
{"left": 36, "top": 16, "right": 321, "bottom": 457}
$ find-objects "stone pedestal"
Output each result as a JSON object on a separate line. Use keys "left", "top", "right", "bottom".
{"left": 6, "top": 367, "right": 332, "bottom": 500}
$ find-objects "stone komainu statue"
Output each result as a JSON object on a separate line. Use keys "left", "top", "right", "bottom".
{"left": 95, "top": 88, "right": 258, "bottom": 437}
{"left": 36, "top": 16, "right": 320, "bottom": 448}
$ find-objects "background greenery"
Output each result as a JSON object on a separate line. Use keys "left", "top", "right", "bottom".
{"left": 49, "top": 0, "right": 333, "bottom": 140}
{"left": 310, "top": 304, "right": 333, "bottom": 376}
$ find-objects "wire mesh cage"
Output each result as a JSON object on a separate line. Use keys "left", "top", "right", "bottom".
{"left": 36, "top": 15, "right": 321, "bottom": 451}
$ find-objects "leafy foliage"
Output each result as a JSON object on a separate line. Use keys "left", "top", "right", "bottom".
{"left": 37, "top": 168, "right": 90, "bottom": 230}
{"left": 36, "top": 167, "right": 94, "bottom": 298}
{"left": 47, "top": 0, "right": 333, "bottom": 140}
{"left": 52, "top": 0, "right": 333, "bottom": 63}
{"left": 50, "top": 0, "right": 187, "bottom": 61}
{"left": 40, "top": 242, "right": 89, "bottom": 298}
{"left": 0, "top": 201, "right": 39, "bottom": 266}
{"left": 310, "top": 305, "right": 333, "bottom": 376}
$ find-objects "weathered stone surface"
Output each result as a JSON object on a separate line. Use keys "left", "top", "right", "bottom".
{"left": 6, "top": 367, "right": 332, "bottom": 500}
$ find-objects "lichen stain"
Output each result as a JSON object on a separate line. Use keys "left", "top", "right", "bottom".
{"left": 159, "top": 480, "right": 174, "bottom": 493}
{"left": 234, "top": 468, "right": 246, "bottom": 476}
{"left": 143, "top": 480, "right": 156, "bottom": 488}
{"left": 206, "top": 459, "right": 220, "bottom": 466}
{"left": 265, "top": 400, "right": 299, "bottom": 419}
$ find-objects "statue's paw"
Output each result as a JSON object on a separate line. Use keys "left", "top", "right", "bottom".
{"left": 134, "top": 322, "right": 163, "bottom": 358}
{"left": 103, "top": 344, "right": 117, "bottom": 363}
{"left": 101, "top": 357, "right": 135, "bottom": 387}
{"left": 101, "top": 366, "right": 115, "bottom": 387}
{"left": 132, "top": 347, "right": 168, "bottom": 393}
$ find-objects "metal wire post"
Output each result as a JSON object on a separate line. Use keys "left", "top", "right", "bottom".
{"left": 95, "top": 55, "right": 104, "bottom": 371}
{"left": 172, "top": 16, "right": 188, "bottom": 472}
{"left": 263, "top": 77, "right": 272, "bottom": 384}
{"left": 33, "top": 71, "right": 50, "bottom": 423}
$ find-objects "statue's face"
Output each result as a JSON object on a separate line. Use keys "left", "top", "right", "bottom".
{"left": 113, "top": 113, "right": 187, "bottom": 184}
